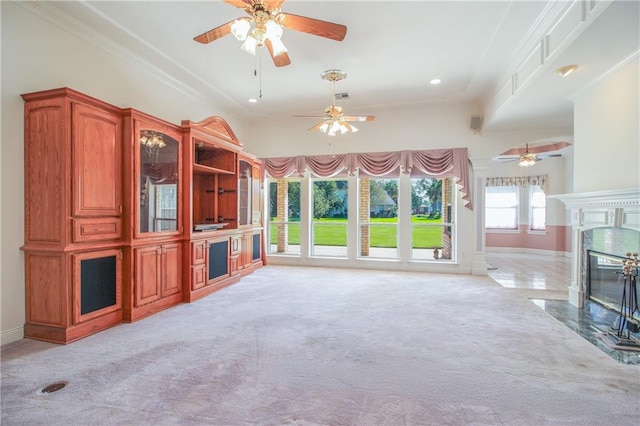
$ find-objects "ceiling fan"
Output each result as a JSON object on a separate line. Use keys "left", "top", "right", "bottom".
{"left": 194, "top": 0, "right": 347, "bottom": 67}
{"left": 495, "top": 141, "right": 571, "bottom": 167}
{"left": 300, "top": 69, "right": 375, "bottom": 136}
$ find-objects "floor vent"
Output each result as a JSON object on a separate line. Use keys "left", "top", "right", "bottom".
{"left": 39, "top": 381, "right": 67, "bottom": 394}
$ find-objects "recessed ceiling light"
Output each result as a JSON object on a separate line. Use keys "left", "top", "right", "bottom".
{"left": 248, "top": 98, "right": 258, "bottom": 103}
{"left": 556, "top": 65, "right": 578, "bottom": 77}
{"left": 430, "top": 78, "right": 442, "bottom": 85}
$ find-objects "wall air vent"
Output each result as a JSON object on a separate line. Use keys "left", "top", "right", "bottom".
{"left": 334, "top": 92, "right": 349, "bottom": 100}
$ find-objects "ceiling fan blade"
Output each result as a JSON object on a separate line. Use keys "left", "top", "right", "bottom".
{"left": 343, "top": 122, "right": 358, "bottom": 133}
{"left": 223, "top": 0, "right": 253, "bottom": 8}
{"left": 308, "top": 121, "right": 328, "bottom": 131}
{"left": 278, "top": 13, "right": 347, "bottom": 41}
{"left": 343, "top": 115, "right": 376, "bottom": 122}
{"left": 499, "top": 141, "right": 571, "bottom": 156}
{"left": 194, "top": 21, "right": 234, "bottom": 44}
{"left": 263, "top": 0, "right": 286, "bottom": 9}
{"left": 264, "top": 39, "right": 292, "bottom": 67}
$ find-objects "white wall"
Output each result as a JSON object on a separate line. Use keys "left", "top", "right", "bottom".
{"left": 245, "top": 102, "right": 572, "bottom": 160}
{"left": 0, "top": 2, "right": 249, "bottom": 344}
{"left": 573, "top": 57, "right": 640, "bottom": 193}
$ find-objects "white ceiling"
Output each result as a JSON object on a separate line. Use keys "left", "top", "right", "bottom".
{"left": 46, "top": 0, "right": 638, "bottom": 136}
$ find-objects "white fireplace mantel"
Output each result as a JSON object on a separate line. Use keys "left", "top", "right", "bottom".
{"left": 550, "top": 187, "right": 640, "bottom": 307}
{"left": 551, "top": 187, "right": 640, "bottom": 210}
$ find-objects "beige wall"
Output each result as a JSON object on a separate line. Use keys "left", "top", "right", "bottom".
{"left": 573, "top": 57, "right": 640, "bottom": 193}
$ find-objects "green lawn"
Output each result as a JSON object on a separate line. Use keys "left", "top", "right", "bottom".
{"left": 269, "top": 216, "right": 444, "bottom": 248}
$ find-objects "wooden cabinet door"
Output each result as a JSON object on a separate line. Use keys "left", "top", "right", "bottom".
{"left": 241, "top": 232, "right": 253, "bottom": 269}
{"left": 134, "top": 245, "right": 161, "bottom": 307}
{"left": 73, "top": 249, "right": 122, "bottom": 324}
{"left": 24, "top": 97, "right": 67, "bottom": 246}
{"left": 72, "top": 102, "right": 122, "bottom": 217}
{"left": 161, "top": 243, "right": 182, "bottom": 297}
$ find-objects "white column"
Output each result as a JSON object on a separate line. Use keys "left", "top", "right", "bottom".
{"left": 397, "top": 172, "right": 412, "bottom": 263}
{"left": 568, "top": 221, "right": 585, "bottom": 307}
{"left": 299, "top": 172, "right": 311, "bottom": 260}
{"left": 347, "top": 173, "right": 359, "bottom": 261}
{"left": 471, "top": 159, "right": 490, "bottom": 275}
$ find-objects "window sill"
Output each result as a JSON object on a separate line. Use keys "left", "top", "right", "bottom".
{"left": 486, "top": 229, "right": 520, "bottom": 234}
{"left": 527, "top": 229, "right": 547, "bottom": 235}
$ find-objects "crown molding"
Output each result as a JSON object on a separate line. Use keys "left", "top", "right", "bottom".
{"left": 496, "top": 0, "right": 573, "bottom": 90}
{"left": 13, "top": 0, "right": 236, "bottom": 112}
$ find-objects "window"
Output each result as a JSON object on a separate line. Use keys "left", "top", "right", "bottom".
{"left": 267, "top": 179, "right": 301, "bottom": 255}
{"left": 411, "top": 177, "right": 453, "bottom": 260}
{"left": 267, "top": 174, "right": 457, "bottom": 263}
{"left": 359, "top": 177, "right": 398, "bottom": 259}
{"left": 311, "top": 178, "right": 348, "bottom": 257}
{"left": 529, "top": 185, "right": 546, "bottom": 230}
{"left": 485, "top": 186, "right": 518, "bottom": 229}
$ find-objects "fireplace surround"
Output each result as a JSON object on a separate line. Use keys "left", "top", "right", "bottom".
{"left": 551, "top": 188, "right": 640, "bottom": 308}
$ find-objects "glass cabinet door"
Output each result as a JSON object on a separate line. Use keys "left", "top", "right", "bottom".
{"left": 238, "top": 160, "right": 252, "bottom": 226}
{"left": 139, "top": 130, "right": 179, "bottom": 234}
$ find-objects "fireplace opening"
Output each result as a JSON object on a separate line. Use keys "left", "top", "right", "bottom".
{"left": 587, "top": 250, "right": 637, "bottom": 319}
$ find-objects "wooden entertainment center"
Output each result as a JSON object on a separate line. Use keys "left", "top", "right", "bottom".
{"left": 21, "top": 88, "right": 264, "bottom": 344}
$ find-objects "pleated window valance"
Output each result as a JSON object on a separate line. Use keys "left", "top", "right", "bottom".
{"left": 485, "top": 175, "right": 548, "bottom": 193}
{"left": 262, "top": 148, "right": 472, "bottom": 209}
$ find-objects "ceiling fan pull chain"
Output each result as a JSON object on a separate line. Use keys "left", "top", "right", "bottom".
{"left": 259, "top": 53, "right": 263, "bottom": 99}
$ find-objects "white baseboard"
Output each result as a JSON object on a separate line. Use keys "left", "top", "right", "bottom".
{"left": 485, "top": 247, "right": 568, "bottom": 257}
{"left": 1, "top": 326, "right": 24, "bottom": 346}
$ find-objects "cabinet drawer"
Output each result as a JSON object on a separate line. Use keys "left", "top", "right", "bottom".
{"left": 230, "top": 255, "right": 239, "bottom": 276}
{"left": 192, "top": 265, "right": 206, "bottom": 290}
{"left": 230, "top": 235, "right": 241, "bottom": 256}
{"left": 192, "top": 240, "right": 207, "bottom": 265}
{"left": 73, "top": 218, "right": 121, "bottom": 243}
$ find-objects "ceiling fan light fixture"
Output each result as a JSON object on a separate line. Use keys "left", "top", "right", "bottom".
{"left": 231, "top": 18, "right": 250, "bottom": 41}
{"left": 518, "top": 153, "right": 537, "bottom": 167}
{"left": 241, "top": 36, "right": 258, "bottom": 56}
{"left": 265, "top": 19, "right": 283, "bottom": 39}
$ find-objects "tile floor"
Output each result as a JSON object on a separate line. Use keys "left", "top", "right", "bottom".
{"left": 486, "top": 251, "right": 640, "bottom": 365}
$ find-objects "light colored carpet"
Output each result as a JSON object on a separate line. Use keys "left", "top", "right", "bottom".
{"left": 2, "top": 265, "right": 639, "bottom": 425}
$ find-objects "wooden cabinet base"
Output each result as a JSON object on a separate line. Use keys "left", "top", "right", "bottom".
{"left": 123, "top": 292, "right": 182, "bottom": 323}
{"left": 183, "top": 274, "right": 241, "bottom": 303}
{"left": 24, "top": 310, "right": 122, "bottom": 344}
